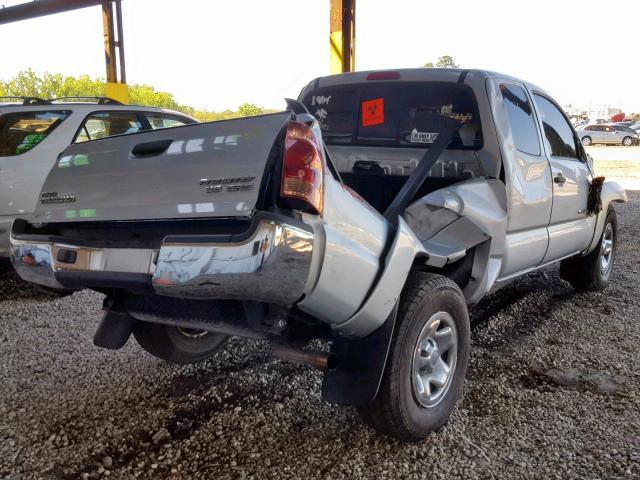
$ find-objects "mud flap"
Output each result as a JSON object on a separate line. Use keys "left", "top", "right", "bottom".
{"left": 93, "top": 297, "right": 136, "bottom": 350}
{"left": 321, "top": 303, "right": 398, "bottom": 406}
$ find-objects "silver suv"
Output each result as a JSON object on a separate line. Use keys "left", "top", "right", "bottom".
{"left": 0, "top": 97, "right": 196, "bottom": 256}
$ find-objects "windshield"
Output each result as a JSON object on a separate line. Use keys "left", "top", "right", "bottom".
{"left": 301, "top": 82, "right": 482, "bottom": 150}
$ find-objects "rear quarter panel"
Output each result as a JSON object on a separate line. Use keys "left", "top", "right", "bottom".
{"left": 297, "top": 171, "right": 389, "bottom": 325}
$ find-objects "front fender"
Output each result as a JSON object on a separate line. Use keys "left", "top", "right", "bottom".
{"left": 586, "top": 180, "right": 627, "bottom": 254}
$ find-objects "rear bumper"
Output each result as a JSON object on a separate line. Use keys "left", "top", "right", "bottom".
{"left": 10, "top": 216, "right": 314, "bottom": 306}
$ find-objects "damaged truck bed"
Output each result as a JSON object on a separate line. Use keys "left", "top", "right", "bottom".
{"left": 10, "top": 68, "right": 626, "bottom": 442}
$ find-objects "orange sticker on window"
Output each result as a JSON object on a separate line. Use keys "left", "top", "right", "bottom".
{"left": 362, "top": 98, "right": 384, "bottom": 127}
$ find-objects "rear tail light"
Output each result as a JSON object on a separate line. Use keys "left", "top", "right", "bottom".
{"left": 281, "top": 121, "right": 324, "bottom": 215}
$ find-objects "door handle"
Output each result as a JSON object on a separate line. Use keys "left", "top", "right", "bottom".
{"left": 131, "top": 139, "right": 172, "bottom": 158}
{"left": 553, "top": 173, "right": 566, "bottom": 186}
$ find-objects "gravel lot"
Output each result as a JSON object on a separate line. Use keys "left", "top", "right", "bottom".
{"left": 0, "top": 192, "right": 638, "bottom": 480}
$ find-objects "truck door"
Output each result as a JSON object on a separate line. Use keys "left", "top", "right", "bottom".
{"left": 531, "top": 93, "right": 592, "bottom": 262}
{"left": 493, "top": 82, "right": 552, "bottom": 278}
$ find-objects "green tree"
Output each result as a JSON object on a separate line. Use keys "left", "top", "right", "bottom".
{"left": 1, "top": 70, "right": 277, "bottom": 121}
{"left": 237, "top": 103, "right": 264, "bottom": 117}
{"left": 423, "top": 55, "right": 459, "bottom": 68}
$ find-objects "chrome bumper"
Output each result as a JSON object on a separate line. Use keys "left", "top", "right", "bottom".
{"left": 10, "top": 219, "right": 314, "bottom": 306}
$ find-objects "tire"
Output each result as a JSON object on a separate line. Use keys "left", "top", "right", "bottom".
{"left": 581, "top": 136, "right": 592, "bottom": 146}
{"left": 358, "top": 272, "right": 470, "bottom": 442}
{"left": 133, "top": 321, "right": 228, "bottom": 364}
{"left": 622, "top": 136, "right": 633, "bottom": 146}
{"left": 560, "top": 207, "right": 617, "bottom": 291}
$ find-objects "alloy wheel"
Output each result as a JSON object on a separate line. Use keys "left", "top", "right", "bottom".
{"left": 411, "top": 311, "right": 458, "bottom": 408}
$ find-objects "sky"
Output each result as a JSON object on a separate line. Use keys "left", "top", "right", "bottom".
{"left": 1, "top": 0, "right": 639, "bottom": 113}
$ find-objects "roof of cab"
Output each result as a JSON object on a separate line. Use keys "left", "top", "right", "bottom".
{"left": 300, "top": 68, "right": 549, "bottom": 99}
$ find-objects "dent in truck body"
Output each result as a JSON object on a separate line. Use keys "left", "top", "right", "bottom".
{"left": 297, "top": 169, "right": 389, "bottom": 326}
{"left": 402, "top": 178, "right": 508, "bottom": 303}
{"left": 332, "top": 217, "right": 426, "bottom": 338}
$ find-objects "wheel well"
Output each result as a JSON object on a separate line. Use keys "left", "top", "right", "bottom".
{"left": 413, "top": 247, "right": 475, "bottom": 290}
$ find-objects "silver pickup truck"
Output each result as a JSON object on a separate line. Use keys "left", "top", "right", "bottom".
{"left": 10, "top": 69, "right": 627, "bottom": 442}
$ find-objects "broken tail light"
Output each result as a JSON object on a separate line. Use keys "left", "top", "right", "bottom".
{"left": 281, "top": 121, "right": 324, "bottom": 215}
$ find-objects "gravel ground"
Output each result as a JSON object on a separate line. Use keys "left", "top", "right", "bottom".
{"left": 0, "top": 193, "right": 638, "bottom": 480}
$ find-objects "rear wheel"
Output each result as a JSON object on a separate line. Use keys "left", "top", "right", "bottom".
{"left": 622, "top": 136, "right": 633, "bottom": 146}
{"left": 581, "top": 136, "right": 592, "bottom": 146}
{"left": 358, "top": 272, "right": 470, "bottom": 442}
{"left": 560, "top": 207, "right": 617, "bottom": 291}
{"left": 133, "top": 322, "right": 228, "bottom": 364}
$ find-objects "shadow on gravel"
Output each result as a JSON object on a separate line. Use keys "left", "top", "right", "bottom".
{"left": 470, "top": 268, "right": 575, "bottom": 349}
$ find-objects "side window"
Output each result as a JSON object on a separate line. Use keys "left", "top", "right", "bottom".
{"left": 0, "top": 110, "right": 70, "bottom": 156}
{"left": 533, "top": 94, "right": 579, "bottom": 160}
{"left": 500, "top": 84, "right": 540, "bottom": 155}
{"left": 144, "top": 113, "right": 194, "bottom": 129}
{"left": 75, "top": 111, "right": 143, "bottom": 143}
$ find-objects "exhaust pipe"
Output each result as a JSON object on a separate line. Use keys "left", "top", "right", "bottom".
{"left": 271, "top": 344, "right": 338, "bottom": 371}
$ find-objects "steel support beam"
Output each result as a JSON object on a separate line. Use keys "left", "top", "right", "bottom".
{"left": 0, "top": 0, "right": 103, "bottom": 25}
{"left": 330, "top": 0, "right": 355, "bottom": 74}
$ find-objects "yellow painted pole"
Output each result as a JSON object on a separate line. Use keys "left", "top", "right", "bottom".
{"left": 330, "top": 0, "right": 355, "bottom": 74}
{"left": 102, "top": 1, "right": 128, "bottom": 103}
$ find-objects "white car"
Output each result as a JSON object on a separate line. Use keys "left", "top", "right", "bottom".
{"left": 0, "top": 97, "right": 196, "bottom": 257}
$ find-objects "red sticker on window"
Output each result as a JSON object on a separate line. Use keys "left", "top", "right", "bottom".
{"left": 362, "top": 98, "right": 384, "bottom": 127}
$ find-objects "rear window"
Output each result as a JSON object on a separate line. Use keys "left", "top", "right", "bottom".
{"left": 301, "top": 82, "right": 482, "bottom": 149}
{"left": 0, "top": 110, "right": 70, "bottom": 156}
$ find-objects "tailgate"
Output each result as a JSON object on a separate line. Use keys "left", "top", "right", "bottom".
{"left": 31, "top": 112, "right": 291, "bottom": 223}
